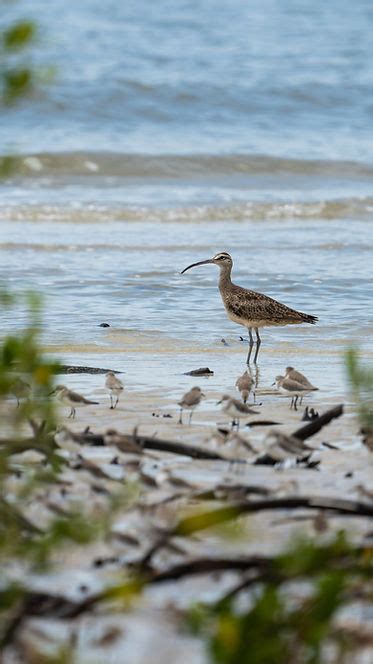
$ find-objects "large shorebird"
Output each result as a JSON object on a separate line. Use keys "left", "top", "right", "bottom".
{"left": 181, "top": 252, "right": 317, "bottom": 363}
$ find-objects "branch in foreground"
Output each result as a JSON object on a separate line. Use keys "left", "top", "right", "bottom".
{"left": 173, "top": 495, "right": 373, "bottom": 537}
{"left": 292, "top": 404, "right": 344, "bottom": 441}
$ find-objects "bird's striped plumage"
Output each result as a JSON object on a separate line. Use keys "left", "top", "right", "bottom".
{"left": 181, "top": 252, "right": 317, "bottom": 363}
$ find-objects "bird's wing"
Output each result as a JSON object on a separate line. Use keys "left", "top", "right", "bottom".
{"left": 281, "top": 378, "right": 308, "bottom": 392}
{"left": 227, "top": 287, "right": 316, "bottom": 324}
{"left": 231, "top": 399, "right": 254, "bottom": 414}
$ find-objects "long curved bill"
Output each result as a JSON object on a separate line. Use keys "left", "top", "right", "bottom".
{"left": 180, "top": 258, "right": 213, "bottom": 274}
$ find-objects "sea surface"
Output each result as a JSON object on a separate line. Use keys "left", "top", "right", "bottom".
{"left": 1, "top": 0, "right": 372, "bottom": 403}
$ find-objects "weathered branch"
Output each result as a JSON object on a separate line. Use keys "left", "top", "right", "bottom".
{"left": 173, "top": 495, "right": 373, "bottom": 537}
{"left": 292, "top": 404, "right": 344, "bottom": 441}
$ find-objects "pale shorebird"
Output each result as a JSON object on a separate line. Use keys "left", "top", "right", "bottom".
{"left": 235, "top": 370, "right": 255, "bottom": 404}
{"left": 178, "top": 386, "right": 205, "bottom": 424}
{"left": 10, "top": 377, "right": 31, "bottom": 407}
{"left": 274, "top": 375, "right": 318, "bottom": 410}
{"left": 284, "top": 367, "right": 318, "bottom": 406}
{"left": 50, "top": 385, "right": 99, "bottom": 419}
{"left": 217, "top": 395, "right": 259, "bottom": 429}
{"left": 181, "top": 252, "right": 317, "bottom": 364}
{"left": 105, "top": 371, "right": 124, "bottom": 409}
{"left": 285, "top": 367, "right": 315, "bottom": 389}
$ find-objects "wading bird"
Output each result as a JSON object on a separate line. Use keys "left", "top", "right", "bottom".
{"left": 178, "top": 386, "right": 205, "bottom": 425}
{"left": 50, "top": 385, "right": 99, "bottom": 419}
{"left": 274, "top": 375, "right": 318, "bottom": 411}
{"left": 105, "top": 371, "right": 124, "bottom": 409}
{"left": 181, "top": 252, "right": 317, "bottom": 364}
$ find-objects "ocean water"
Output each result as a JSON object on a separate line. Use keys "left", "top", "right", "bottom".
{"left": 1, "top": 0, "right": 373, "bottom": 402}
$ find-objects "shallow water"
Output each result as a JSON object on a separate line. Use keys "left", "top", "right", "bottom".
{"left": 1, "top": 0, "right": 373, "bottom": 403}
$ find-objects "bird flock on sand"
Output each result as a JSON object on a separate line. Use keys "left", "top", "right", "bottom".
{"left": 10, "top": 364, "right": 318, "bottom": 433}
{"left": 9, "top": 253, "right": 320, "bottom": 431}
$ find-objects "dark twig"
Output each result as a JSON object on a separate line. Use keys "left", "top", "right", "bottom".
{"left": 292, "top": 405, "right": 344, "bottom": 442}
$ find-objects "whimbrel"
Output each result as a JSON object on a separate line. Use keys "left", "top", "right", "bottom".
{"left": 178, "top": 386, "right": 205, "bottom": 424}
{"left": 217, "top": 395, "right": 259, "bottom": 429}
{"left": 181, "top": 252, "right": 317, "bottom": 363}
{"left": 105, "top": 371, "right": 124, "bottom": 409}
{"left": 274, "top": 375, "right": 318, "bottom": 410}
{"left": 50, "top": 385, "right": 99, "bottom": 419}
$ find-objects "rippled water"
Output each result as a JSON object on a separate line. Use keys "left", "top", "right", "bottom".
{"left": 1, "top": 1, "right": 372, "bottom": 401}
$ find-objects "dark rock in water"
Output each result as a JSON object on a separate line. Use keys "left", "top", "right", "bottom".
{"left": 99, "top": 322, "right": 110, "bottom": 327}
{"left": 56, "top": 365, "right": 122, "bottom": 375}
{"left": 221, "top": 338, "right": 228, "bottom": 346}
{"left": 184, "top": 367, "right": 214, "bottom": 376}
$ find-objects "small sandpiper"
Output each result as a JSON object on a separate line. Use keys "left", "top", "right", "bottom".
{"left": 10, "top": 377, "right": 31, "bottom": 407}
{"left": 274, "top": 375, "right": 318, "bottom": 411}
{"left": 284, "top": 367, "right": 318, "bottom": 406}
{"left": 50, "top": 385, "right": 99, "bottom": 419}
{"left": 285, "top": 367, "right": 316, "bottom": 390}
{"left": 217, "top": 395, "right": 259, "bottom": 429}
{"left": 105, "top": 371, "right": 124, "bottom": 409}
{"left": 235, "top": 370, "right": 254, "bottom": 404}
{"left": 178, "top": 386, "right": 205, "bottom": 424}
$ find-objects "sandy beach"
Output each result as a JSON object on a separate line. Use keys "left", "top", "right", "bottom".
{"left": 2, "top": 366, "right": 372, "bottom": 662}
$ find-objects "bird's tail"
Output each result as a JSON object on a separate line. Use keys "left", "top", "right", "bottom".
{"left": 301, "top": 313, "right": 318, "bottom": 324}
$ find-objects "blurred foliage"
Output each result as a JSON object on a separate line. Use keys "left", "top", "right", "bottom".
{"left": 0, "top": 8, "right": 46, "bottom": 177}
{"left": 346, "top": 348, "right": 373, "bottom": 430}
{"left": 0, "top": 293, "right": 135, "bottom": 651}
{"left": 187, "top": 533, "right": 373, "bottom": 664}
{"left": 0, "top": 17, "right": 36, "bottom": 104}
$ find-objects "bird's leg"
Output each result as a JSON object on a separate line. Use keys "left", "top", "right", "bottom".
{"left": 253, "top": 328, "right": 261, "bottom": 364}
{"left": 290, "top": 397, "right": 294, "bottom": 410}
{"left": 299, "top": 396, "right": 303, "bottom": 406}
{"left": 178, "top": 408, "right": 183, "bottom": 425}
{"left": 16, "top": 398, "right": 20, "bottom": 408}
{"left": 189, "top": 410, "right": 193, "bottom": 425}
{"left": 68, "top": 407, "right": 73, "bottom": 418}
{"left": 294, "top": 396, "right": 298, "bottom": 411}
{"left": 246, "top": 328, "right": 254, "bottom": 364}
{"left": 110, "top": 394, "right": 113, "bottom": 409}
{"left": 114, "top": 395, "right": 119, "bottom": 409}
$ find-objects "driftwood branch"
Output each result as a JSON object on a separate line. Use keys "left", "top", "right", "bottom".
{"left": 77, "top": 431, "right": 231, "bottom": 461}
{"left": 173, "top": 495, "right": 373, "bottom": 537}
{"left": 292, "top": 404, "right": 344, "bottom": 441}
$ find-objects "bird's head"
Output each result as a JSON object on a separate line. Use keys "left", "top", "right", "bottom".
{"left": 191, "top": 386, "right": 205, "bottom": 397}
{"left": 216, "top": 394, "right": 231, "bottom": 405}
{"left": 272, "top": 375, "right": 284, "bottom": 387}
{"left": 49, "top": 384, "right": 66, "bottom": 396}
{"left": 181, "top": 252, "right": 232, "bottom": 274}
